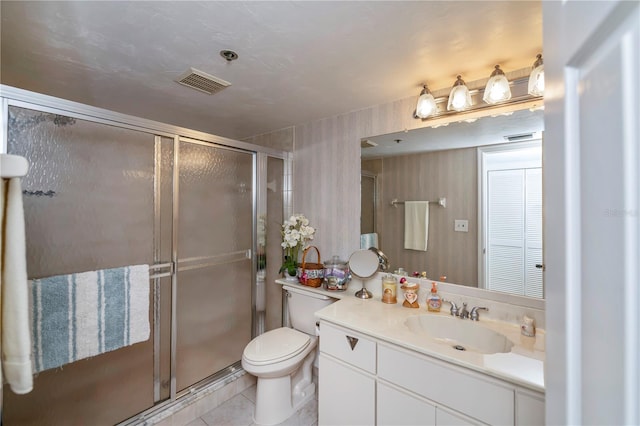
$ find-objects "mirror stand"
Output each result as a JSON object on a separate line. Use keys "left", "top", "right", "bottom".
{"left": 355, "top": 285, "right": 373, "bottom": 299}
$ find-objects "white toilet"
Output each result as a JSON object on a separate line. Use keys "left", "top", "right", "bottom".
{"left": 242, "top": 285, "right": 334, "bottom": 425}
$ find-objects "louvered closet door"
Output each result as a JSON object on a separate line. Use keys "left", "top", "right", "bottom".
{"left": 486, "top": 168, "right": 542, "bottom": 296}
{"left": 487, "top": 169, "right": 525, "bottom": 294}
{"left": 524, "top": 168, "right": 543, "bottom": 298}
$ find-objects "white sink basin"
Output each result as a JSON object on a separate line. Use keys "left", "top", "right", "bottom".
{"left": 405, "top": 314, "right": 514, "bottom": 354}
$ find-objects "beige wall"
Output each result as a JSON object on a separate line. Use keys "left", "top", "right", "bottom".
{"left": 291, "top": 95, "right": 422, "bottom": 263}
{"left": 364, "top": 148, "right": 478, "bottom": 286}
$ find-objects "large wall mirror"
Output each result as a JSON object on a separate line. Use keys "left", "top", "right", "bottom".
{"left": 361, "top": 106, "right": 545, "bottom": 299}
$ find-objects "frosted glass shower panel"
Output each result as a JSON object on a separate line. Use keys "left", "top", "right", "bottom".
{"left": 178, "top": 141, "right": 253, "bottom": 258}
{"left": 4, "top": 107, "right": 157, "bottom": 424}
{"left": 7, "top": 106, "right": 155, "bottom": 277}
{"left": 265, "top": 156, "right": 285, "bottom": 331}
{"left": 176, "top": 140, "right": 253, "bottom": 391}
{"left": 176, "top": 264, "right": 252, "bottom": 391}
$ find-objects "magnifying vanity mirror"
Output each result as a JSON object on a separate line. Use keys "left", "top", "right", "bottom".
{"left": 361, "top": 105, "right": 545, "bottom": 300}
{"left": 349, "top": 249, "right": 382, "bottom": 299}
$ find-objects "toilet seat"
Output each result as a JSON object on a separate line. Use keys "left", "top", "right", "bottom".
{"left": 243, "top": 327, "right": 311, "bottom": 366}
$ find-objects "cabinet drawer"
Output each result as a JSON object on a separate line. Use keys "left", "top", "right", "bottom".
{"left": 378, "top": 344, "right": 513, "bottom": 425}
{"left": 319, "top": 321, "right": 376, "bottom": 374}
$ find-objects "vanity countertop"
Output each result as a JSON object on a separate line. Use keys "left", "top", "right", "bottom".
{"left": 313, "top": 295, "right": 545, "bottom": 393}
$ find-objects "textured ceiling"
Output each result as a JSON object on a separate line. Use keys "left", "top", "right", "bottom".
{"left": 0, "top": 1, "right": 542, "bottom": 140}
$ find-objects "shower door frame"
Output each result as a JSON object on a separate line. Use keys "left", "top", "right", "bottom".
{"left": 0, "top": 84, "right": 289, "bottom": 421}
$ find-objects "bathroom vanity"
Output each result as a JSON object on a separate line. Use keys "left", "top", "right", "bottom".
{"left": 314, "top": 295, "right": 545, "bottom": 425}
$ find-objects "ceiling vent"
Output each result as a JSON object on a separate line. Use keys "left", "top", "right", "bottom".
{"left": 175, "top": 68, "right": 231, "bottom": 95}
{"left": 361, "top": 139, "right": 378, "bottom": 148}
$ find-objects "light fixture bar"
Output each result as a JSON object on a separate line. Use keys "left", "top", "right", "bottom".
{"left": 415, "top": 76, "right": 541, "bottom": 121}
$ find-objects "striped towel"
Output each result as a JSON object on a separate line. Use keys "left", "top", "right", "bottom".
{"left": 30, "top": 265, "right": 150, "bottom": 373}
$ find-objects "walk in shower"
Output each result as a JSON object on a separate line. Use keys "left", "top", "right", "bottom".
{"left": 0, "top": 88, "right": 287, "bottom": 425}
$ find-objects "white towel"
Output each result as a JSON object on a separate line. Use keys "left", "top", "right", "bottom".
{"left": 0, "top": 178, "right": 34, "bottom": 394}
{"left": 30, "top": 265, "right": 150, "bottom": 373}
{"left": 404, "top": 201, "right": 429, "bottom": 251}
{"left": 360, "top": 233, "right": 379, "bottom": 249}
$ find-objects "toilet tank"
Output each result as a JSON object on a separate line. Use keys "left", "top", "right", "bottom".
{"left": 283, "top": 285, "right": 335, "bottom": 335}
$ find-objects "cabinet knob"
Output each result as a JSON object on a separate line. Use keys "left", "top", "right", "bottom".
{"left": 346, "top": 336, "right": 359, "bottom": 350}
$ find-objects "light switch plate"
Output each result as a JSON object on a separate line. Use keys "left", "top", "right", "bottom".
{"left": 454, "top": 220, "right": 469, "bottom": 232}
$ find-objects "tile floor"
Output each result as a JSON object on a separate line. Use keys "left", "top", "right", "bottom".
{"left": 183, "top": 384, "right": 318, "bottom": 426}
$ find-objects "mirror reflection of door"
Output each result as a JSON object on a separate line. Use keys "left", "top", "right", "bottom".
{"left": 361, "top": 172, "right": 377, "bottom": 234}
{"left": 479, "top": 141, "right": 543, "bottom": 298}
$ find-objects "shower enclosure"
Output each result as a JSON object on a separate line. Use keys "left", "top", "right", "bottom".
{"left": 0, "top": 88, "right": 288, "bottom": 425}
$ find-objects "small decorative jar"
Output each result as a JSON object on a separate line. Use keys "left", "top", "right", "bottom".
{"left": 381, "top": 273, "right": 397, "bottom": 304}
{"left": 323, "top": 255, "right": 351, "bottom": 291}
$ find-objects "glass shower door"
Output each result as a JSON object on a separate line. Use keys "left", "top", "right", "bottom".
{"left": 3, "top": 106, "right": 160, "bottom": 425}
{"left": 175, "top": 139, "right": 254, "bottom": 392}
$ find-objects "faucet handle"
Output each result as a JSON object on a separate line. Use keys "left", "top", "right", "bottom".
{"left": 442, "top": 299, "right": 459, "bottom": 316}
{"left": 459, "top": 302, "right": 470, "bottom": 319}
{"left": 470, "top": 306, "right": 488, "bottom": 321}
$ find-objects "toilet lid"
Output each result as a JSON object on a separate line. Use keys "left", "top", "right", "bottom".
{"left": 243, "top": 327, "right": 311, "bottom": 365}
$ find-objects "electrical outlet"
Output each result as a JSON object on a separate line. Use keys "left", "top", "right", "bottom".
{"left": 454, "top": 220, "right": 469, "bottom": 232}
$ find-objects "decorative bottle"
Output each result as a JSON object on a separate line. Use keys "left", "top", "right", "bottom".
{"left": 427, "top": 282, "right": 442, "bottom": 312}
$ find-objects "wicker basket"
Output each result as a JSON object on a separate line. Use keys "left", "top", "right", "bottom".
{"left": 297, "top": 246, "right": 324, "bottom": 288}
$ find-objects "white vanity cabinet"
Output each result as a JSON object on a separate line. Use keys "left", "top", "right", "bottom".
{"left": 318, "top": 320, "right": 545, "bottom": 425}
{"left": 318, "top": 322, "right": 376, "bottom": 425}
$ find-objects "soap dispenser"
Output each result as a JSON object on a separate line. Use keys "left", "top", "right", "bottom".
{"left": 427, "top": 282, "right": 442, "bottom": 312}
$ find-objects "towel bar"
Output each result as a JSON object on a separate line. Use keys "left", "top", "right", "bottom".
{"left": 390, "top": 197, "right": 446, "bottom": 208}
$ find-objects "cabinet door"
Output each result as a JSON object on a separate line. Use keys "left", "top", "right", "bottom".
{"left": 378, "top": 344, "right": 513, "bottom": 425}
{"left": 436, "top": 407, "right": 480, "bottom": 426}
{"left": 378, "top": 382, "right": 436, "bottom": 425}
{"left": 319, "top": 354, "right": 375, "bottom": 425}
{"left": 516, "top": 389, "right": 545, "bottom": 425}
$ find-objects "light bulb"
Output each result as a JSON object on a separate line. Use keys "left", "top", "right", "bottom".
{"left": 483, "top": 65, "right": 512, "bottom": 104}
{"left": 415, "top": 85, "right": 437, "bottom": 119}
{"left": 528, "top": 54, "right": 545, "bottom": 96}
{"left": 447, "top": 75, "right": 472, "bottom": 112}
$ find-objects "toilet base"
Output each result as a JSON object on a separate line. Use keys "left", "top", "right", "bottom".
{"left": 253, "top": 375, "right": 315, "bottom": 425}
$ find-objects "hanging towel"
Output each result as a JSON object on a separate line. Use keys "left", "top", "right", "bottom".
{"left": 360, "top": 233, "right": 379, "bottom": 249}
{"left": 404, "top": 201, "right": 429, "bottom": 251}
{"left": 0, "top": 178, "right": 34, "bottom": 394}
{"left": 30, "top": 265, "right": 150, "bottom": 373}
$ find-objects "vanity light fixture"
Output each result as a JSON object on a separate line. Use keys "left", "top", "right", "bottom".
{"left": 483, "top": 65, "right": 512, "bottom": 104}
{"left": 415, "top": 84, "right": 437, "bottom": 119}
{"left": 447, "top": 75, "right": 472, "bottom": 111}
{"left": 527, "top": 54, "right": 544, "bottom": 96}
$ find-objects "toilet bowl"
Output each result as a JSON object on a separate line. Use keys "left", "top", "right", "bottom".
{"left": 242, "top": 327, "right": 317, "bottom": 425}
{"left": 241, "top": 285, "right": 334, "bottom": 425}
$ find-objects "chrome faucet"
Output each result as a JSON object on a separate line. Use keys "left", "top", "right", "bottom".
{"left": 443, "top": 299, "right": 459, "bottom": 317}
{"left": 458, "top": 302, "right": 469, "bottom": 319}
{"left": 470, "top": 306, "right": 488, "bottom": 321}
